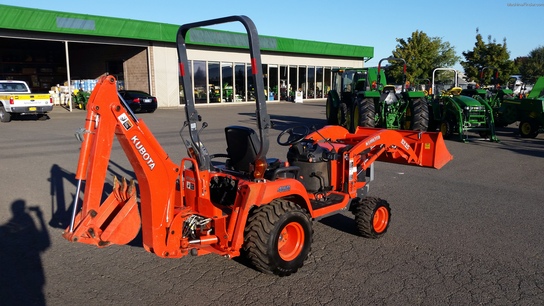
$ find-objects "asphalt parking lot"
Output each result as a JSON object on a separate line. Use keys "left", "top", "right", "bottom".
{"left": 1, "top": 101, "right": 543, "bottom": 305}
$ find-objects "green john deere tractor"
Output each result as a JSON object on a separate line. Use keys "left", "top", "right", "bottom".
{"left": 326, "top": 57, "right": 429, "bottom": 132}
{"left": 461, "top": 67, "right": 514, "bottom": 126}
{"left": 496, "top": 76, "right": 544, "bottom": 138}
{"left": 72, "top": 90, "right": 91, "bottom": 110}
{"left": 429, "top": 68, "right": 498, "bottom": 142}
{"left": 325, "top": 67, "right": 386, "bottom": 130}
{"left": 354, "top": 57, "right": 429, "bottom": 131}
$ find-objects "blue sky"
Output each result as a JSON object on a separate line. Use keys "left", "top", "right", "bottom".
{"left": 3, "top": 0, "right": 543, "bottom": 70}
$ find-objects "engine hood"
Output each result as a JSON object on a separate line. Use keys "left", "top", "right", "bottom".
{"left": 450, "top": 95, "right": 483, "bottom": 107}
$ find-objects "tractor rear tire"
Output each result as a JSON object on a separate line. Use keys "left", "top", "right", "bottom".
{"left": 243, "top": 199, "right": 313, "bottom": 276}
{"left": 350, "top": 197, "right": 391, "bottom": 239}
{"left": 356, "top": 98, "right": 376, "bottom": 128}
{"left": 407, "top": 98, "right": 429, "bottom": 131}
{"left": 519, "top": 119, "right": 539, "bottom": 138}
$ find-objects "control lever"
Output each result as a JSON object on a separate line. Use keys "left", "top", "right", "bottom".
{"left": 311, "top": 125, "right": 336, "bottom": 153}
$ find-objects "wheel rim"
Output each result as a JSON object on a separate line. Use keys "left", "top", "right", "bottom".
{"left": 353, "top": 105, "right": 360, "bottom": 128}
{"left": 278, "top": 222, "right": 305, "bottom": 261}
{"left": 373, "top": 206, "right": 389, "bottom": 233}
{"left": 337, "top": 109, "right": 343, "bottom": 126}
{"left": 440, "top": 122, "right": 448, "bottom": 135}
{"left": 520, "top": 122, "right": 531, "bottom": 135}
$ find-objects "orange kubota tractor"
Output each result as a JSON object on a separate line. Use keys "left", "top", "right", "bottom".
{"left": 63, "top": 16, "right": 453, "bottom": 276}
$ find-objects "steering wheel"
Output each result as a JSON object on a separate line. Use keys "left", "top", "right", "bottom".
{"left": 277, "top": 125, "right": 310, "bottom": 146}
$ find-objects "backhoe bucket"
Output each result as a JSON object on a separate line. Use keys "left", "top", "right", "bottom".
{"left": 377, "top": 129, "right": 453, "bottom": 169}
{"left": 63, "top": 177, "right": 141, "bottom": 247}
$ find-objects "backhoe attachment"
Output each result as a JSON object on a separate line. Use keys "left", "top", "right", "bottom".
{"left": 62, "top": 74, "right": 181, "bottom": 253}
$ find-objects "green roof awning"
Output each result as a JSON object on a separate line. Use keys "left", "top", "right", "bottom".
{"left": 0, "top": 4, "right": 373, "bottom": 60}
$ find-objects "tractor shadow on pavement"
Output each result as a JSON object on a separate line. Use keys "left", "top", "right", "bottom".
{"left": 48, "top": 164, "right": 80, "bottom": 229}
{"left": 317, "top": 213, "right": 360, "bottom": 237}
{"left": 473, "top": 126, "right": 544, "bottom": 158}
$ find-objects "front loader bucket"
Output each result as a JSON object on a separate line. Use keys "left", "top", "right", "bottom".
{"left": 378, "top": 129, "right": 453, "bottom": 169}
{"left": 63, "top": 177, "right": 141, "bottom": 247}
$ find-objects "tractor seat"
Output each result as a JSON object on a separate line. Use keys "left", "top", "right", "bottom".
{"left": 380, "top": 85, "right": 398, "bottom": 104}
{"left": 448, "top": 87, "right": 462, "bottom": 96}
{"left": 354, "top": 80, "right": 367, "bottom": 92}
{"left": 222, "top": 126, "right": 294, "bottom": 180}
{"left": 383, "top": 85, "right": 396, "bottom": 92}
{"left": 223, "top": 125, "right": 262, "bottom": 174}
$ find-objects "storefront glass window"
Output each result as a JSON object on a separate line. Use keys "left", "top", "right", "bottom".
{"left": 234, "top": 63, "right": 245, "bottom": 102}
{"left": 298, "top": 66, "right": 307, "bottom": 98}
{"left": 222, "top": 62, "right": 233, "bottom": 102}
{"left": 324, "top": 67, "right": 332, "bottom": 96}
{"left": 316, "top": 67, "right": 323, "bottom": 98}
{"left": 208, "top": 61, "right": 220, "bottom": 103}
{"left": 289, "top": 65, "right": 297, "bottom": 100}
{"left": 308, "top": 66, "right": 315, "bottom": 98}
{"left": 268, "top": 64, "right": 278, "bottom": 101}
{"left": 193, "top": 60, "right": 207, "bottom": 104}
{"left": 279, "top": 65, "right": 289, "bottom": 101}
{"left": 262, "top": 64, "right": 268, "bottom": 100}
{"left": 246, "top": 65, "right": 255, "bottom": 101}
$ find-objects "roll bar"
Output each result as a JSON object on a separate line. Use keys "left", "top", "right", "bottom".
{"left": 176, "top": 15, "right": 271, "bottom": 171}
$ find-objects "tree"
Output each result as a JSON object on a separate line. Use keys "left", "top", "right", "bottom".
{"left": 386, "top": 30, "right": 459, "bottom": 84}
{"left": 461, "top": 30, "right": 515, "bottom": 85}
{"left": 518, "top": 46, "right": 544, "bottom": 83}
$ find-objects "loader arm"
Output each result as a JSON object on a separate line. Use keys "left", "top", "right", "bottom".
{"left": 314, "top": 125, "right": 451, "bottom": 168}
{"left": 307, "top": 125, "right": 452, "bottom": 197}
{"left": 344, "top": 127, "right": 452, "bottom": 169}
{"left": 63, "top": 75, "right": 183, "bottom": 255}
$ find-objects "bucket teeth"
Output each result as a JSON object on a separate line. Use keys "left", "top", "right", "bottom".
{"left": 112, "top": 176, "right": 135, "bottom": 202}
{"left": 63, "top": 175, "right": 141, "bottom": 246}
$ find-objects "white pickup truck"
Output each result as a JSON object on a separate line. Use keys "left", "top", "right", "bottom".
{"left": 0, "top": 80, "right": 53, "bottom": 122}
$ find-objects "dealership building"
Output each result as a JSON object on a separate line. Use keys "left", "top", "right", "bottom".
{"left": 0, "top": 5, "right": 373, "bottom": 108}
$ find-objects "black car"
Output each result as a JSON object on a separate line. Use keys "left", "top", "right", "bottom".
{"left": 119, "top": 90, "right": 157, "bottom": 113}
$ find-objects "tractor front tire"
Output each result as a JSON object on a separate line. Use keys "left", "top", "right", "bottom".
{"left": 338, "top": 102, "right": 350, "bottom": 130}
{"left": 440, "top": 120, "right": 453, "bottom": 139}
{"left": 519, "top": 119, "right": 539, "bottom": 138}
{"left": 351, "top": 197, "right": 391, "bottom": 239}
{"left": 356, "top": 98, "right": 376, "bottom": 128}
{"left": 243, "top": 199, "right": 313, "bottom": 276}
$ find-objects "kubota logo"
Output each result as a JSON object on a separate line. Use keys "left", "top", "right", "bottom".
{"left": 131, "top": 135, "right": 156, "bottom": 170}
{"left": 365, "top": 135, "right": 380, "bottom": 146}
